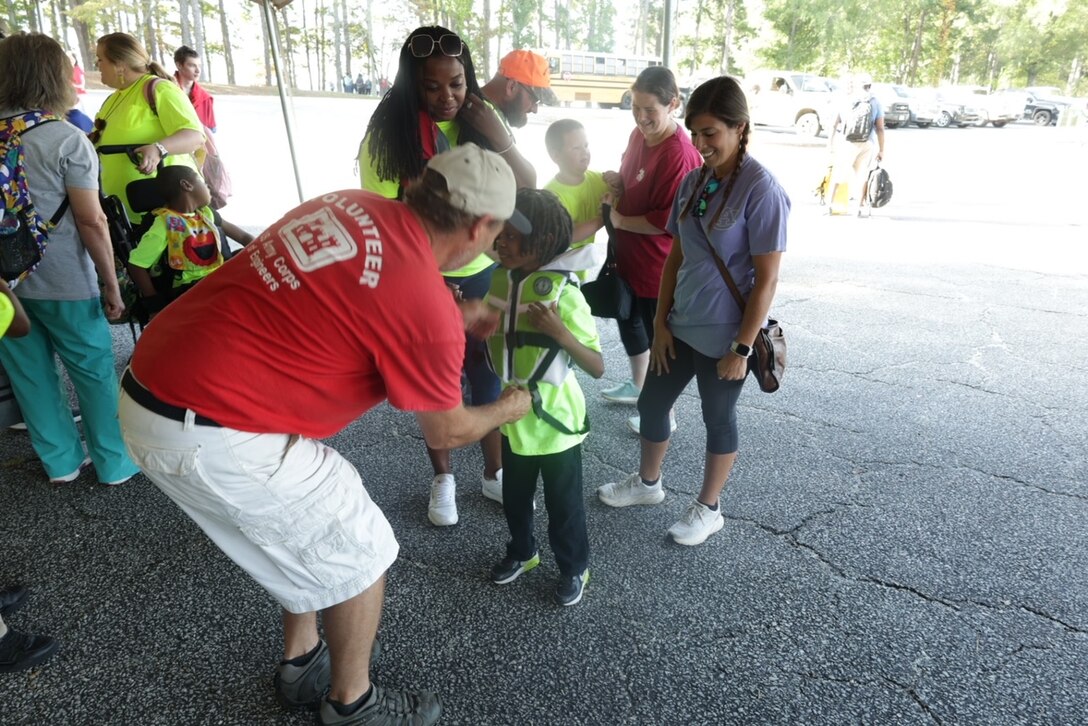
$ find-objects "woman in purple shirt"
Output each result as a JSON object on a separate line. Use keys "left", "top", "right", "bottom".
{"left": 597, "top": 76, "right": 790, "bottom": 546}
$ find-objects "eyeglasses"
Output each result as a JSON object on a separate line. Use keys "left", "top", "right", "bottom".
{"left": 408, "top": 33, "right": 464, "bottom": 59}
{"left": 517, "top": 81, "right": 540, "bottom": 106}
{"left": 693, "top": 177, "right": 721, "bottom": 218}
{"left": 88, "top": 118, "right": 106, "bottom": 146}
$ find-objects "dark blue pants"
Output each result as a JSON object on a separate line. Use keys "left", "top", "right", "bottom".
{"left": 445, "top": 264, "right": 501, "bottom": 406}
{"left": 501, "top": 437, "right": 588, "bottom": 578}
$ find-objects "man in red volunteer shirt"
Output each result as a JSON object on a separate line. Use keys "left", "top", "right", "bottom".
{"left": 118, "top": 144, "right": 531, "bottom": 726}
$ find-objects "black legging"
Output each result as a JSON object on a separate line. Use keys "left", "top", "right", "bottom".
{"left": 616, "top": 296, "right": 659, "bottom": 356}
{"left": 637, "top": 335, "right": 746, "bottom": 454}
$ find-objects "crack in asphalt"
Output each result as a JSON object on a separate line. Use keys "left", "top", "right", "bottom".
{"left": 729, "top": 508, "right": 1088, "bottom": 637}
{"left": 881, "top": 675, "right": 943, "bottom": 724}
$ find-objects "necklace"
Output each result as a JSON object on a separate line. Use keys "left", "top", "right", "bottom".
{"left": 95, "top": 74, "right": 147, "bottom": 126}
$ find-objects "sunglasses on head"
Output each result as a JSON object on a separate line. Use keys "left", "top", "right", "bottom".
{"left": 693, "top": 177, "right": 721, "bottom": 218}
{"left": 408, "top": 33, "right": 464, "bottom": 59}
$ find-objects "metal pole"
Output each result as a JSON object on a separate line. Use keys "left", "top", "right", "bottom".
{"left": 662, "top": 0, "right": 673, "bottom": 68}
{"left": 260, "top": 1, "right": 306, "bottom": 203}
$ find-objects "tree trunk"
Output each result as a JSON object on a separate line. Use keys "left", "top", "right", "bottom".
{"left": 218, "top": 0, "right": 236, "bottom": 85}
{"left": 179, "top": 0, "right": 192, "bottom": 48}
{"left": 721, "top": 0, "right": 734, "bottom": 74}
{"left": 260, "top": 6, "right": 273, "bottom": 86}
{"left": 907, "top": 8, "right": 927, "bottom": 87}
{"left": 67, "top": 0, "right": 93, "bottom": 73}
{"left": 341, "top": 0, "right": 351, "bottom": 77}
{"left": 316, "top": 0, "right": 327, "bottom": 91}
{"left": 365, "top": 0, "right": 378, "bottom": 87}
{"left": 142, "top": 0, "right": 156, "bottom": 63}
{"left": 193, "top": 0, "right": 207, "bottom": 80}
{"left": 300, "top": 0, "right": 314, "bottom": 90}
{"left": 332, "top": 0, "right": 343, "bottom": 88}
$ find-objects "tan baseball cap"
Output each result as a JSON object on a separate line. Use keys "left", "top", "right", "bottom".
{"left": 426, "top": 143, "right": 530, "bottom": 232}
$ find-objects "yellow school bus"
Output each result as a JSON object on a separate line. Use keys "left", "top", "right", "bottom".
{"left": 541, "top": 50, "right": 662, "bottom": 108}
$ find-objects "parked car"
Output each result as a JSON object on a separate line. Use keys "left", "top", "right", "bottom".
{"left": 869, "top": 83, "right": 912, "bottom": 128}
{"left": 743, "top": 70, "right": 837, "bottom": 136}
{"left": 906, "top": 87, "right": 942, "bottom": 127}
{"left": 924, "top": 89, "right": 981, "bottom": 127}
{"left": 1023, "top": 91, "right": 1073, "bottom": 126}
{"left": 945, "top": 85, "right": 1022, "bottom": 127}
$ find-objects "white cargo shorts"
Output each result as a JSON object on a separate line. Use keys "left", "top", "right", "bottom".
{"left": 118, "top": 387, "right": 399, "bottom": 614}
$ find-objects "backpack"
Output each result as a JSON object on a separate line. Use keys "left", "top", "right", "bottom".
{"left": 844, "top": 99, "right": 874, "bottom": 142}
{"left": 0, "top": 112, "right": 70, "bottom": 288}
{"left": 866, "top": 165, "right": 893, "bottom": 208}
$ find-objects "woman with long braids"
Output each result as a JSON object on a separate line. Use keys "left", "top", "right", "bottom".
{"left": 93, "top": 33, "right": 203, "bottom": 222}
{"left": 357, "top": 26, "right": 532, "bottom": 527}
{"left": 596, "top": 76, "right": 790, "bottom": 546}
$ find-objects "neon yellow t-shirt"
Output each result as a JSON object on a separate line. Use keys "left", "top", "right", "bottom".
{"left": 0, "top": 293, "right": 14, "bottom": 338}
{"left": 94, "top": 76, "right": 204, "bottom": 222}
{"left": 494, "top": 280, "right": 601, "bottom": 456}
{"left": 544, "top": 171, "right": 609, "bottom": 281}
{"left": 357, "top": 118, "right": 492, "bottom": 278}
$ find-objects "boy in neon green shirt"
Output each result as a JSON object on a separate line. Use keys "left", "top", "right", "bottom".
{"left": 479, "top": 189, "right": 604, "bottom": 606}
{"left": 543, "top": 119, "right": 610, "bottom": 281}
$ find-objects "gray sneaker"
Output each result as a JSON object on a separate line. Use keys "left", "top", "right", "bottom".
{"left": 319, "top": 684, "right": 442, "bottom": 725}
{"left": 275, "top": 639, "right": 382, "bottom": 710}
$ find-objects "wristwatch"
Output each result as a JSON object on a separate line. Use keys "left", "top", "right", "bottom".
{"left": 153, "top": 142, "right": 169, "bottom": 158}
{"left": 730, "top": 340, "right": 753, "bottom": 358}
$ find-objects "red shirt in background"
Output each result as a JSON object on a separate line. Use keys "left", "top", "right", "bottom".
{"left": 131, "top": 192, "right": 465, "bottom": 438}
{"left": 72, "top": 63, "right": 86, "bottom": 96}
{"left": 175, "top": 74, "right": 217, "bottom": 131}
{"left": 613, "top": 126, "right": 702, "bottom": 298}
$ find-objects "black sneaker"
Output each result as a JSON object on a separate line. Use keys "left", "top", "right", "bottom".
{"left": 554, "top": 569, "right": 589, "bottom": 607}
{"left": 0, "top": 585, "right": 28, "bottom": 617}
{"left": 489, "top": 552, "right": 540, "bottom": 585}
{"left": 0, "top": 629, "right": 59, "bottom": 672}
{"left": 319, "top": 684, "right": 442, "bottom": 725}
{"left": 275, "top": 639, "right": 383, "bottom": 710}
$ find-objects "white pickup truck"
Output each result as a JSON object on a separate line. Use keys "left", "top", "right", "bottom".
{"left": 743, "top": 70, "right": 837, "bottom": 137}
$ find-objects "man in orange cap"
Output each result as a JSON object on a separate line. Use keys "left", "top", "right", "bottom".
{"left": 482, "top": 49, "right": 551, "bottom": 129}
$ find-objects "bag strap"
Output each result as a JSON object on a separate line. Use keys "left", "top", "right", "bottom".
{"left": 704, "top": 240, "right": 747, "bottom": 314}
{"left": 1, "top": 113, "right": 70, "bottom": 225}
{"left": 143, "top": 77, "right": 165, "bottom": 116}
{"left": 600, "top": 202, "right": 619, "bottom": 266}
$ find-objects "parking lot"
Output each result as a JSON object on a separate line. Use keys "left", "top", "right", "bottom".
{"left": 2, "top": 93, "right": 1086, "bottom": 724}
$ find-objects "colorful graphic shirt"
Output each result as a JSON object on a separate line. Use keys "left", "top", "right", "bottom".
{"left": 128, "top": 205, "right": 223, "bottom": 286}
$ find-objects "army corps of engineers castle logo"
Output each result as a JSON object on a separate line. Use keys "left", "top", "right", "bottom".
{"left": 281, "top": 207, "right": 358, "bottom": 272}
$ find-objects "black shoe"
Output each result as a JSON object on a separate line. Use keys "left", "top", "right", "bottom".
{"left": 0, "top": 585, "right": 28, "bottom": 617}
{"left": 319, "top": 684, "right": 442, "bottom": 725}
{"left": 0, "top": 629, "right": 59, "bottom": 672}
{"left": 554, "top": 570, "right": 589, "bottom": 607}
{"left": 489, "top": 552, "right": 540, "bottom": 585}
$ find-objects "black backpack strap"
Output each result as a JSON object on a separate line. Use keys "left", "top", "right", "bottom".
{"left": 516, "top": 331, "right": 590, "bottom": 437}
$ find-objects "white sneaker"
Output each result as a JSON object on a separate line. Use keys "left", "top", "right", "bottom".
{"left": 427, "top": 474, "right": 458, "bottom": 526}
{"left": 626, "top": 413, "right": 677, "bottom": 436}
{"left": 49, "top": 456, "right": 92, "bottom": 484}
{"left": 597, "top": 472, "right": 665, "bottom": 508}
{"left": 482, "top": 469, "right": 503, "bottom": 503}
{"left": 601, "top": 379, "right": 640, "bottom": 404}
{"left": 668, "top": 500, "right": 725, "bottom": 546}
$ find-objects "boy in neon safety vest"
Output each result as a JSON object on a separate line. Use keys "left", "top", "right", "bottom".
{"left": 477, "top": 189, "right": 604, "bottom": 606}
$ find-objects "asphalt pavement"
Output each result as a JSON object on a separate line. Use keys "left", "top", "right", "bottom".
{"left": 1, "top": 100, "right": 1086, "bottom": 725}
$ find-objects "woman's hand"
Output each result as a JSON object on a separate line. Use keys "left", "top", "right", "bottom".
{"left": 102, "top": 287, "right": 125, "bottom": 321}
{"left": 133, "top": 143, "right": 164, "bottom": 175}
{"left": 716, "top": 353, "right": 749, "bottom": 381}
{"left": 602, "top": 170, "right": 623, "bottom": 197}
{"left": 649, "top": 321, "right": 675, "bottom": 374}
{"left": 460, "top": 93, "right": 511, "bottom": 150}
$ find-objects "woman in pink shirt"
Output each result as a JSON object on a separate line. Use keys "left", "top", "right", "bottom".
{"left": 601, "top": 67, "right": 702, "bottom": 434}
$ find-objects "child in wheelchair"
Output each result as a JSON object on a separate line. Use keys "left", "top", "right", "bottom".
{"left": 126, "top": 165, "right": 252, "bottom": 319}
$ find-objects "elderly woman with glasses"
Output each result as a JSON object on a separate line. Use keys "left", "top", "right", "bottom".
{"left": 356, "top": 26, "right": 532, "bottom": 527}
{"left": 0, "top": 32, "right": 137, "bottom": 486}
{"left": 596, "top": 76, "right": 790, "bottom": 548}
{"left": 93, "top": 32, "right": 204, "bottom": 222}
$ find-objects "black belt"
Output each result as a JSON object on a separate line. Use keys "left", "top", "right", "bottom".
{"left": 122, "top": 370, "right": 221, "bottom": 427}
